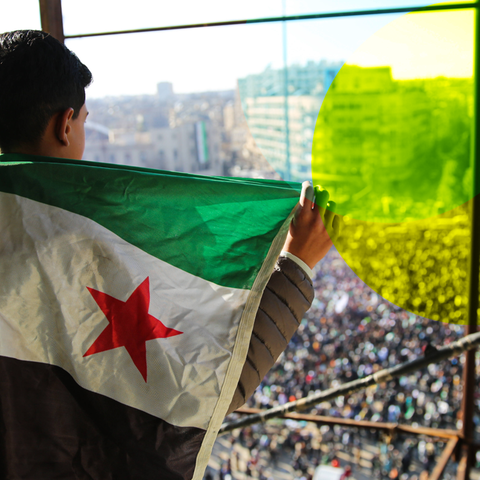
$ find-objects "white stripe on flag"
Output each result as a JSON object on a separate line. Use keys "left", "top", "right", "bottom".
{"left": 0, "top": 192, "right": 249, "bottom": 429}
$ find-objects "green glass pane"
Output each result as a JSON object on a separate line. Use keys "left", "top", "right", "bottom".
{"left": 311, "top": 3, "right": 476, "bottom": 323}
{"left": 312, "top": 4, "right": 475, "bottom": 223}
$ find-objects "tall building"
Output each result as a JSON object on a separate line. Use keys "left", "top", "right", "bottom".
{"left": 238, "top": 60, "right": 341, "bottom": 98}
{"left": 241, "top": 95, "right": 322, "bottom": 180}
{"left": 239, "top": 62, "right": 437, "bottom": 217}
{"left": 237, "top": 61, "right": 343, "bottom": 181}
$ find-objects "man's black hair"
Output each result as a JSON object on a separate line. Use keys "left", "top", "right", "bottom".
{"left": 0, "top": 30, "right": 92, "bottom": 152}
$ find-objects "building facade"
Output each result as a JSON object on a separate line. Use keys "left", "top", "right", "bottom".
{"left": 237, "top": 61, "right": 343, "bottom": 182}
{"left": 83, "top": 120, "right": 223, "bottom": 175}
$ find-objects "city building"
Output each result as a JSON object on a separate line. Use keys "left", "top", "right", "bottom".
{"left": 237, "top": 60, "right": 343, "bottom": 181}
{"left": 241, "top": 94, "right": 322, "bottom": 180}
{"left": 83, "top": 89, "right": 228, "bottom": 176}
{"left": 84, "top": 120, "right": 223, "bottom": 174}
{"left": 156, "top": 82, "right": 174, "bottom": 103}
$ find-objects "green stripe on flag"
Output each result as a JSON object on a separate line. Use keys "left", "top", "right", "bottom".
{"left": 0, "top": 154, "right": 300, "bottom": 289}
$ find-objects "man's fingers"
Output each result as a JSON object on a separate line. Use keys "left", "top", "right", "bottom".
{"left": 286, "top": 180, "right": 341, "bottom": 267}
{"left": 299, "top": 181, "right": 315, "bottom": 208}
{"left": 326, "top": 200, "right": 336, "bottom": 214}
{"left": 322, "top": 200, "right": 341, "bottom": 242}
{"left": 331, "top": 214, "right": 343, "bottom": 240}
{"left": 314, "top": 185, "right": 329, "bottom": 209}
{"left": 297, "top": 182, "right": 341, "bottom": 243}
{"left": 324, "top": 207, "right": 336, "bottom": 230}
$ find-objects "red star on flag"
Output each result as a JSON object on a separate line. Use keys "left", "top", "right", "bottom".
{"left": 84, "top": 277, "right": 182, "bottom": 381}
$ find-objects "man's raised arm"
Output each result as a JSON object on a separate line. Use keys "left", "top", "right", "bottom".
{"left": 227, "top": 181, "right": 341, "bottom": 414}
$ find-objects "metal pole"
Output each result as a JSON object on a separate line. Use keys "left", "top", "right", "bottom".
{"left": 282, "top": 0, "right": 291, "bottom": 182}
{"left": 38, "top": 0, "right": 65, "bottom": 43}
{"left": 457, "top": 3, "right": 480, "bottom": 479}
{"left": 220, "top": 331, "right": 480, "bottom": 434}
{"left": 63, "top": 3, "right": 478, "bottom": 40}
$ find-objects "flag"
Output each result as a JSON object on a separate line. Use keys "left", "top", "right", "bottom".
{"left": 0, "top": 153, "right": 300, "bottom": 480}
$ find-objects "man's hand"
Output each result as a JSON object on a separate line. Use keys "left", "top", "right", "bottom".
{"left": 283, "top": 181, "right": 341, "bottom": 269}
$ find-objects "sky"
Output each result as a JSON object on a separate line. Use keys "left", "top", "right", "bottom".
{"left": 0, "top": 1, "right": 475, "bottom": 98}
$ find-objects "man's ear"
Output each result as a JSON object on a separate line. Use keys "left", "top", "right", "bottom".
{"left": 55, "top": 108, "right": 75, "bottom": 146}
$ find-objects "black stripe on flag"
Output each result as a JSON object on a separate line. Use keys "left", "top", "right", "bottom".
{"left": 0, "top": 356, "right": 205, "bottom": 480}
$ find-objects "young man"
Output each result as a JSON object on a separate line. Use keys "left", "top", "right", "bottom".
{"left": 0, "top": 30, "right": 91, "bottom": 159}
{"left": 0, "top": 30, "right": 338, "bottom": 478}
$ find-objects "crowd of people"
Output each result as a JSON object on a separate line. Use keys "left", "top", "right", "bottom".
{"left": 207, "top": 246, "right": 480, "bottom": 479}
{"left": 335, "top": 210, "right": 470, "bottom": 325}
{"left": 253, "top": 247, "right": 469, "bottom": 430}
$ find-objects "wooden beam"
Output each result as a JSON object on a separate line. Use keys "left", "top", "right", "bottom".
{"left": 233, "top": 408, "right": 458, "bottom": 440}
{"left": 429, "top": 437, "right": 458, "bottom": 480}
{"left": 38, "top": 0, "right": 64, "bottom": 43}
{"left": 456, "top": 447, "right": 470, "bottom": 480}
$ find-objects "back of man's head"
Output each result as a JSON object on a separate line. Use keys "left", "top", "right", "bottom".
{"left": 0, "top": 30, "right": 92, "bottom": 153}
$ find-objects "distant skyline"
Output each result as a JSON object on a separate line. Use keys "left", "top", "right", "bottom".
{"left": 0, "top": 1, "right": 474, "bottom": 98}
